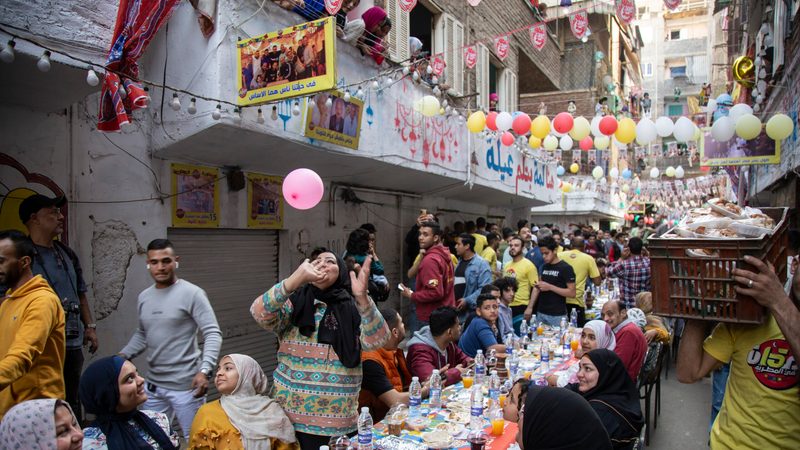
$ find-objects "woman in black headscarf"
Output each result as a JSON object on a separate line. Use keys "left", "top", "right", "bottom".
{"left": 521, "top": 385, "right": 612, "bottom": 450}
{"left": 250, "top": 249, "right": 389, "bottom": 449}
{"left": 568, "top": 349, "right": 645, "bottom": 450}
{"left": 79, "top": 355, "right": 178, "bottom": 449}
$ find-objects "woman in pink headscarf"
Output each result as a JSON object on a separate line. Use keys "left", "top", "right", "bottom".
{"left": 357, "top": 6, "right": 392, "bottom": 65}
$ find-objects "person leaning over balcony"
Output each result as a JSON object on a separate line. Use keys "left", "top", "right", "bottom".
{"left": 357, "top": 6, "right": 392, "bottom": 65}
{"left": 249, "top": 250, "right": 389, "bottom": 449}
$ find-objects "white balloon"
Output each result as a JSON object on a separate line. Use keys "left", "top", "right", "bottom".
{"left": 609, "top": 167, "right": 620, "bottom": 178}
{"left": 655, "top": 117, "right": 674, "bottom": 137}
{"left": 591, "top": 115, "right": 603, "bottom": 137}
{"left": 496, "top": 111, "right": 513, "bottom": 131}
{"left": 650, "top": 167, "right": 660, "bottom": 179}
{"left": 592, "top": 166, "right": 604, "bottom": 179}
{"left": 543, "top": 135, "right": 559, "bottom": 150}
{"left": 673, "top": 117, "right": 695, "bottom": 143}
{"left": 711, "top": 116, "right": 735, "bottom": 142}
{"left": 559, "top": 135, "right": 574, "bottom": 150}
{"left": 635, "top": 118, "right": 658, "bottom": 144}
{"left": 675, "top": 166, "right": 685, "bottom": 179}
{"left": 728, "top": 103, "right": 753, "bottom": 122}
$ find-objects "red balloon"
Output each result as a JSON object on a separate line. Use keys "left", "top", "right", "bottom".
{"left": 579, "top": 136, "right": 593, "bottom": 151}
{"left": 553, "top": 112, "right": 574, "bottom": 134}
{"left": 486, "top": 111, "right": 499, "bottom": 131}
{"left": 501, "top": 131, "right": 515, "bottom": 146}
{"left": 699, "top": 165, "right": 710, "bottom": 172}
{"left": 512, "top": 114, "right": 532, "bottom": 135}
{"left": 599, "top": 115, "right": 618, "bottom": 136}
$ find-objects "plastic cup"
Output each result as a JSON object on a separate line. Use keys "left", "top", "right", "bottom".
{"left": 462, "top": 376, "right": 474, "bottom": 388}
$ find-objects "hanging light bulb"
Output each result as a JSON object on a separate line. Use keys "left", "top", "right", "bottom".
{"left": 271, "top": 105, "right": 278, "bottom": 120}
{"left": 37, "top": 50, "right": 51, "bottom": 72}
{"left": 442, "top": 100, "right": 448, "bottom": 108}
{"left": 170, "top": 93, "right": 181, "bottom": 111}
{"left": 325, "top": 95, "right": 333, "bottom": 108}
{"left": 402, "top": 66, "right": 410, "bottom": 76}
{"left": 343, "top": 90, "right": 351, "bottom": 102}
{"left": 372, "top": 80, "right": 380, "bottom": 90}
{"left": 0, "top": 40, "right": 15, "bottom": 63}
{"left": 433, "top": 86, "right": 441, "bottom": 96}
{"left": 256, "top": 108, "right": 265, "bottom": 124}
{"left": 426, "top": 64, "right": 433, "bottom": 74}
{"left": 412, "top": 71, "right": 420, "bottom": 81}
{"left": 233, "top": 107, "right": 242, "bottom": 124}
{"left": 385, "top": 76, "right": 393, "bottom": 87}
{"left": 212, "top": 104, "right": 222, "bottom": 120}
{"left": 292, "top": 100, "right": 301, "bottom": 116}
{"left": 432, "top": 76, "right": 439, "bottom": 85}
{"left": 187, "top": 98, "right": 197, "bottom": 114}
{"left": 86, "top": 67, "right": 100, "bottom": 86}
{"left": 356, "top": 87, "right": 364, "bottom": 100}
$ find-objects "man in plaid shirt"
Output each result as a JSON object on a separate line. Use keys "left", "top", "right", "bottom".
{"left": 606, "top": 237, "right": 651, "bottom": 307}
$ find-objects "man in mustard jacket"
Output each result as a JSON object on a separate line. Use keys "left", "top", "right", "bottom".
{"left": 0, "top": 230, "right": 65, "bottom": 420}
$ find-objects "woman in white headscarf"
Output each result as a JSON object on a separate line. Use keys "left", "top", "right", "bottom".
{"left": 547, "top": 319, "right": 617, "bottom": 387}
{"left": 189, "top": 354, "right": 297, "bottom": 450}
{"left": 0, "top": 399, "right": 83, "bottom": 450}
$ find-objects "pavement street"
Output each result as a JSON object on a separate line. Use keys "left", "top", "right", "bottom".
{"left": 644, "top": 359, "right": 713, "bottom": 449}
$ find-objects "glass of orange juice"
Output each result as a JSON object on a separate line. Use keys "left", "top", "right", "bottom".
{"left": 462, "top": 369, "right": 474, "bottom": 388}
{"left": 570, "top": 337, "right": 580, "bottom": 355}
{"left": 536, "top": 323, "right": 544, "bottom": 336}
{"left": 490, "top": 408, "right": 505, "bottom": 435}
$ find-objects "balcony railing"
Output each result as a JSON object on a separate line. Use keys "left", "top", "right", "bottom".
{"left": 662, "top": 37, "right": 708, "bottom": 57}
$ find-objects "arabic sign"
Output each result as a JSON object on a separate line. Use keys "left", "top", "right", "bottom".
{"left": 616, "top": 0, "right": 636, "bottom": 23}
{"left": 171, "top": 163, "right": 219, "bottom": 228}
{"left": 664, "top": 0, "right": 682, "bottom": 10}
{"left": 494, "top": 35, "right": 510, "bottom": 60}
{"left": 569, "top": 11, "right": 589, "bottom": 40}
{"left": 530, "top": 24, "right": 547, "bottom": 51}
{"left": 398, "top": 0, "right": 418, "bottom": 12}
{"left": 247, "top": 173, "right": 283, "bottom": 229}
{"left": 431, "top": 55, "right": 446, "bottom": 76}
{"left": 700, "top": 129, "right": 780, "bottom": 166}
{"left": 236, "top": 17, "right": 336, "bottom": 106}
{"left": 306, "top": 91, "right": 363, "bottom": 150}
{"left": 464, "top": 46, "right": 477, "bottom": 69}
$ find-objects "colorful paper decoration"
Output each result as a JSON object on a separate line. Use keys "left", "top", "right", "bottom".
{"left": 431, "top": 55, "right": 446, "bottom": 76}
{"left": 495, "top": 35, "right": 510, "bottom": 60}
{"left": 398, "top": 0, "right": 418, "bottom": 12}
{"left": 464, "top": 46, "right": 477, "bottom": 69}
{"left": 530, "top": 24, "right": 547, "bottom": 51}
{"left": 325, "top": 0, "right": 343, "bottom": 15}
{"left": 569, "top": 11, "right": 589, "bottom": 40}
{"left": 616, "top": 0, "right": 636, "bottom": 23}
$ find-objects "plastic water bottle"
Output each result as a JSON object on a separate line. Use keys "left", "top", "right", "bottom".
{"left": 559, "top": 316, "right": 568, "bottom": 333}
{"left": 520, "top": 319, "right": 528, "bottom": 338}
{"left": 504, "top": 333, "right": 514, "bottom": 356}
{"left": 357, "top": 407, "right": 373, "bottom": 450}
{"left": 508, "top": 352, "right": 520, "bottom": 380}
{"left": 570, "top": 309, "right": 578, "bottom": 328}
{"left": 429, "top": 369, "right": 442, "bottom": 409}
{"left": 474, "top": 350, "right": 486, "bottom": 385}
{"left": 409, "top": 376, "right": 422, "bottom": 418}
{"left": 470, "top": 384, "right": 484, "bottom": 430}
{"left": 488, "top": 370, "right": 500, "bottom": 405}
{"left": 541, "top": 342, "right": 550, "bottom": 373}
{"left": 562, "top": 329, "right": 571, "bottom": 356}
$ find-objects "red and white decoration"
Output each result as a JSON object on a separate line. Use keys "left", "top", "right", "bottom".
{"left": 530, "top": 24, "right": 547, "bottom": 51}
{"left": 663, "top": 0, "right": 682, "bottom": 10}
{"left": 494, "top": 35, "right": 510, "bottom": 60}
{"left": 616, "top": 0, "right": 636, "bottom": 23}
{"left": 398, "top": 0, "right": 418, "bottom": 12}
{"left": 569, "top": 11, "right": 589, "bottom": 40}
{"left": 467, "top": 0, "right": 482, "bottom": 6}
{"left": 464, "top": 46, "right": 477, "bottom": 69}
{"left": 324, "top": 0, "right": 342, "bottom": 15}
{"left": 431, "top": 55, "right": 446, "bottom": 76}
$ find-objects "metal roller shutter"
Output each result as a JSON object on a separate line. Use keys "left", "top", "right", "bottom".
{"left": 167, "top": 228, "right": 279, "bottom": 400}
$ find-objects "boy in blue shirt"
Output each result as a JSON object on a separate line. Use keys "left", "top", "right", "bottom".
{"left": 459, "top": 293, "right": 507, "bottom": 357}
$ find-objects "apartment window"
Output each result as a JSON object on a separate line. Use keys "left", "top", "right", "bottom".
{"left": 476, "top": 44, "right": 491, "bottom": 110}
{"left": 386, "top": 1, "right": 411, "bottom": 62}
{"left": 670, "top": 29, "right": 682, "bottom": 40}
{"left": 434, "top": 14, "right": 465, "bottom": 94}
{"left": 641, "top": 62, "right": 653, "bottom": 77}
{"left": 668, "top": 104, "right": 684, "bottom": 116}
{"left": 409, "top": 3, "right": 435, "bottom": 58}
{"left": 670, "top": 66, "right": 687, "bottom": 77}
{"left": 498, "top": 68, "right": 518, "bottom": 112}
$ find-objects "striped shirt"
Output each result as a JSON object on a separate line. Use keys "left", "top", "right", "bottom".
{"left": 250, "top": 282, "right": 389, "bottom": 437}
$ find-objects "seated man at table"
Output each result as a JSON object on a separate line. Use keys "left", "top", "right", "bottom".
{"left": 602, "top": 300, "right": 647, "bottom": 381}
{"left": 407, "top": 306, "right": 472, "bottom": 386}
{"left": 359, "top": 308, "right": 429, "bottom": 422}
{"left": 491, "top": 279, "right": 516, "bottom": 338}
{"left": 458, "top": 293, "right": 507, "bottom": 358}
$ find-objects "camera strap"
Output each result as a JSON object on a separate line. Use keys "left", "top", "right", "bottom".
{"left": 31, "top": 241, "right": 79, "bottom": 305}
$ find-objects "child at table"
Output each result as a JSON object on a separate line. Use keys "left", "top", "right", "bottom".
{"left": 458, "top": 293, "right": 507, "bottom": 358}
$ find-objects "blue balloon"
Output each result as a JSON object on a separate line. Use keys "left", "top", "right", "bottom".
{"left": 512, "top": 111, "right": 524, "bottom": 118}
{"left": 716, "top": 93, "right": 733, "bottom": 107}
{"left": 557, "top": 165, "right": 565, "bottom": 176}
{"left": 622, "top": 169, "right": 632, "bottom": 179}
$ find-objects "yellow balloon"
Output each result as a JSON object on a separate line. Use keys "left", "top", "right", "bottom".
{"left": 543, "top": 135, "right": 559, "bottom": 150}
{"left": 420, "top": 96, "right": 440, "bottom": 117}
{"left": 569, "top": 116, "right": 591, "bottom": 140}
{"left": 594, "top": 136, "right": 610, "bottom": 150}
{"left": 528, "top": 135, "right": 542, "bottom": 149}
{"left": 570, "top": 163, "right": 580, "bottom": 174}
{"left": 735, "top": 114, "right": 762, "bottom": 140}
{"left": 615, "top": 117, "right": 636, "bottom": 144}
{"left": 467, "top": 111, "right": 487, "bottom": 133}
{"left": 766, "top": 114, "right": 794, "bottom": 140}
{"left": 531, "top": 115, "right": 551, "bottom": 139}
{"left": 561, "top": 182, "right": 572, "bottom": 193}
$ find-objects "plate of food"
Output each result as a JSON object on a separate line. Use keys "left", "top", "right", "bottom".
{"left": 405, "top": 416, "right": 431, "bottom": 432}
{"left": 707, "top": 198, "right": 745, "bottom": 219}
{"left": 421, "top": 430, "right": 454, "bottom": 449}
{"left": 434, "top": 422, "right": 466, "bottom": 436}
{"left": 445, "top": 408, "right": 470, "bottom": 424}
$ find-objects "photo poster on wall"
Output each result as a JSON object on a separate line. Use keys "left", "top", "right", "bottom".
{"left": 171, "top": 163, "right": 220, "bottom": 228}
{"left": 304, "top": 90, "right": 364, "bottom": 150}
{"left": 700, "top": 128, "right": 781, "bottom": 166}
{"left": 247, "top": 173, "right": 284, "bottom": 229}
{"left": 236, "top": 16, "right": 336, "bottom": 106}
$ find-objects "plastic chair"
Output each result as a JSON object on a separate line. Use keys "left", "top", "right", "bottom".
{"left": 638, "top": 342, "right": 664, "bottom": 446}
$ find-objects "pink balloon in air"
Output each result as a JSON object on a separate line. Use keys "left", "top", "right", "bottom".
{"left": 282, "top": 168, "right": 324, "bottom": 210}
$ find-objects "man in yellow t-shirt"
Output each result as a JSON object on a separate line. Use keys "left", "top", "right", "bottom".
{"left": 558, "top": 237, "right": 601, "bottom": 327}
{"left": 502, "top": 236, "right": 539, "bottom": 327}
{"left": 677, "top": 255, "right": 800, "bottom": 450}
{"left": 466, "top": 221, "right": 488, "bottom": 256}
{"left": 481, "top": 232, "right": 501, "bottom": 280}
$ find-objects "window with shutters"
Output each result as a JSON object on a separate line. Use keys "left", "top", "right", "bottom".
{"left": 386, "top": 0, "right": 410, "bottom": 63}
{"left": 433, "top": 14, "right": 465, "bottom": 95}
{"left": 476, "top": 44, "right": 491, "bottom": 110}
{"left": 498, "top": 68, "right": 518, "bottom": 112}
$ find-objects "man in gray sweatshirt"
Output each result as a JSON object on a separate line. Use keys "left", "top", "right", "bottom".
{"left": 119, "top": 239, "right": 222, "bottom": 439}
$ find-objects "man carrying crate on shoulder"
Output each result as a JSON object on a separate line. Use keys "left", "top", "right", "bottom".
{"left": 677, "top": 255, "right": 800, "bottom": 449}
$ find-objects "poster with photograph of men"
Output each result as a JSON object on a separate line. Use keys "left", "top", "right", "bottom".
{"left": 304, "top": 91, "right": 364, "bottom": 150}
{"left": 700, "top": 128, "right": 780, "bottom": 166}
